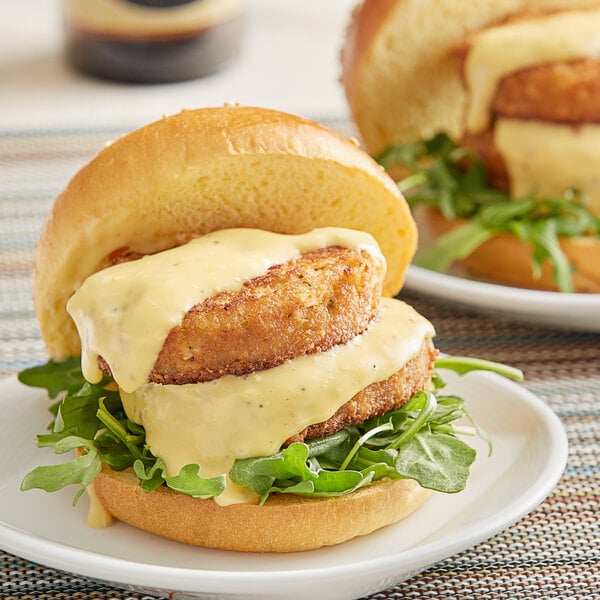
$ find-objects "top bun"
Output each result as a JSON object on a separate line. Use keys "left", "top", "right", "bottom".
{"left": 33, "top": 106, "right": 416, "bottom": 359}
{"left": 342, "top": 0, "right": 599, "bottom": 155}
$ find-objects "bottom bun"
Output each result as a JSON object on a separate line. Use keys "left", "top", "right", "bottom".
{"left": 93, "top": 464, "right": 431, "bottom": 552}
{"left": 424, "top": 208, "right": 600, "bottom": 293}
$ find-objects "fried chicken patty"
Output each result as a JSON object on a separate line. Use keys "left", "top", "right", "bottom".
{"left": 461, "top": 57, "right": 600, "bottom": 189}
{"left": 492, "top": 58, "right": 600, "bottom": 124}
{"left": 285, "top": 337, "right": 437, "bottom": 445}
{"left": 99, "top": 245, "right": 385, "bottom": 385}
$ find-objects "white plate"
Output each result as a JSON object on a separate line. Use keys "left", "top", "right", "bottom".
{"left": 0, "top": 372, "right": 567, "bottom": 600}
{"left": 405, "top": 265, "right": 600, "bottom": 332}
{"left": 404, "top": 207, "right": 600, "bottom": 331}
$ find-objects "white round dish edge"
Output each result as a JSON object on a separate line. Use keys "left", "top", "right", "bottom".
{"left": 404, "top": 265, "right": 600, "bottom": 332}
{"left": 405, "top": 206, "right": 600, "bottom": 331}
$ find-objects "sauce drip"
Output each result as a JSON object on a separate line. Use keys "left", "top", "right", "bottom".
{"left": 85, "top": 484, "right": 114, "bottom": 528}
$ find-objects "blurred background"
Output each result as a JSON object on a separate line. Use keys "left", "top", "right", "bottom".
{"left": 2, "top": 5, "right": 600, "bottom": 600}
{"left": 1, "top": 0, "right": 357, "bottom": 132}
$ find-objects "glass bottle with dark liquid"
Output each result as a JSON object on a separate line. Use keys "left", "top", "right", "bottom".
{"left": 63, "top": 0, "right": 245, "bottom": 83}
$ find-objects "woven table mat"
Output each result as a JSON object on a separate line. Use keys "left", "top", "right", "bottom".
{"left": 1, "top": 126, "right": 599, "bottom": 600}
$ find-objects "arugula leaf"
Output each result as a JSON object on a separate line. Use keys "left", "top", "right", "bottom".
{"left": 390, "top": 391, "right": 437, "bottom": 449}
{"left": 230, "top": 444, "right": 320, "bottom": 498}
{"left": 395, "top": 432, "right": 476, "bottom": 493}
{"left": 133, "top": 458, "right": 167, "bottom": 493}
{"left": 54, "top": 383, "right": 114, "bottom": 440}
{"left": 18, "top": 357, "right": 86, "bottom": 399}
{"left": 376, "top": 133, "right": 600, "bottom": 292}
{"left": 230, "top": 443, "right": 373, "bottom": 504}
{"left": 305, "top": 429, "right": 351, "bottom": 457}
{"left": 134, "top": 459, "right": 225, "bottom": 498}
{"left": 529, "top": 220, "right": 574, "bottom": 294}
{"left": 96, "top": 397, "right": 144, "bottom": 461}
{"left": 165, "top": 464, "right": 225, "bottom": 498}
{"left": 20, "top": 436, "right": 101, "bottom": 505}
{"left": 435, "top": 356, "right": 523, "bottom": 381}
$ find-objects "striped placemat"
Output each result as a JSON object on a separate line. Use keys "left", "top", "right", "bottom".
{"left": 0, "top": 123, "right": 598, "bottom": 600}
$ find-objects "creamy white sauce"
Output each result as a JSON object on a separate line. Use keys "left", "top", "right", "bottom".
{"left": 85, "top": 483, "right": 114, "bottom": 528}
{"left": 495, "top": 119, "right": 600, "bottom": 217}
{"left": 67, "top": 227, "right": 384, "bottom": 393}
{"left": 465, "top": 10, "right": 600, "bottom": 133}
{"left": 120, "top": 297, "right": 434, "bottom": 506}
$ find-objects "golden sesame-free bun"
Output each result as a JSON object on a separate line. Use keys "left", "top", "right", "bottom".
{"left": 424, "top": 208, "right": 600, "bottom": 293}
{"left": 93, "top": 463, "right": 431, "bottom": 552}
{"left": 33, "top": 106, "right": 417, "bottom": 360}
{"left": 342, "top": 1, "right": 600, "bottom": 293}
{"left": 341, "top": 0, "right": 600, "bottom": 156}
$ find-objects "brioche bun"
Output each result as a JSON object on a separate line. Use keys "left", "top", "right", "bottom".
{"left": 341, "top": 0, "right": 600, "bottom": 156}
{"left": 94, "top": 463, "right": 431, "bottom": 552}
{"left": 424, "top": 208, "right": 600, "bottom": 293}
{"left": 33, "top": 106, "right": 416, "bottom": 360}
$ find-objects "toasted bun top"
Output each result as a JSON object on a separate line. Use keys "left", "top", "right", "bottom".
{"left": 33, "top": 106, "right": 416, "bottom": 359}
{"left": 342, "top": 0, "right": 600, "bottom": 155}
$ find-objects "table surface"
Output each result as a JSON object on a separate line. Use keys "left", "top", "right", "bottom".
{"left": 1, "top": 2, "right": 599, "bottom": 599}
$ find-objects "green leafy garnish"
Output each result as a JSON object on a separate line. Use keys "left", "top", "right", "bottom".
{"left": 134, "top": 459, "right": 225, "bottom": 498}
{"left": 19, "top": 360, "right": 224, "bottom": 501}
{"left": 17, "top": 356, "right": 86, "bottom": 399}
{"left": 229, "top": 387, "right": 480, "bottom": 501}
{"left": 21, "top": 436, "right": 101, "bottom": 505}
{"left": 376, "top": 133, "right": 600, "bottom": 293}
{"left": 19, "top": 355, "right": 520, "bottom": 504}
{"left": 435, "top": 356, "right": 523, "bottom": 381}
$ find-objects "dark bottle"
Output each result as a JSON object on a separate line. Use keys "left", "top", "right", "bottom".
{"left": 63, "top": 0, "right": 245, "bottom": 83}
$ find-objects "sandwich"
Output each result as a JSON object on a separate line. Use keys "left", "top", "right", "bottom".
{"left": 19, "top": 106, "right": 519, "bottom": 552}
{"left": 342, "top": 0, "right": 600, "bottom": 293}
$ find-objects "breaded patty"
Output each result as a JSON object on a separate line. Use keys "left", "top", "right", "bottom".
{"left": 285, "top": 337, "right": 437, "bottom": 445}
{"left": 100, "top": 245, "right": 385, "bottom": 385}
{"left": 492, "top": 58, "right": 600, "bottom": 124}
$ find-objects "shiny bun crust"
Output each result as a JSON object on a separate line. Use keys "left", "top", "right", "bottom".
{"left": 93, "top": 464, "right": 431, "bottom": 552}
{"left": 342, "top": 0, "right": 599, "bottom": 155}
{"left": 33, "top": 106, "right": 416, "bottom": 359}
{"left": 425, "top": 208, "right": 600, "bottom": 293}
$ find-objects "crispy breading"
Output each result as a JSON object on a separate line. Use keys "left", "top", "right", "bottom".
{"left": 285, "top": 337, "right": 437, "bottom": 445}
{"left": 100, "top": 246, "right": 385, "bottom": 384}
{"left": 492, "top": 58, "right": 600, "bottom": 124}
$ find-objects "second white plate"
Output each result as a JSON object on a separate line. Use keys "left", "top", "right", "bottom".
{"left": 0, "top": 370, "right": 568, "bottom": 600}
{"left": 405, "top": 207, "right": 600, "bottom": 331}
{"left": 404, "top": 265, "right": 600, "bottom": 332}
